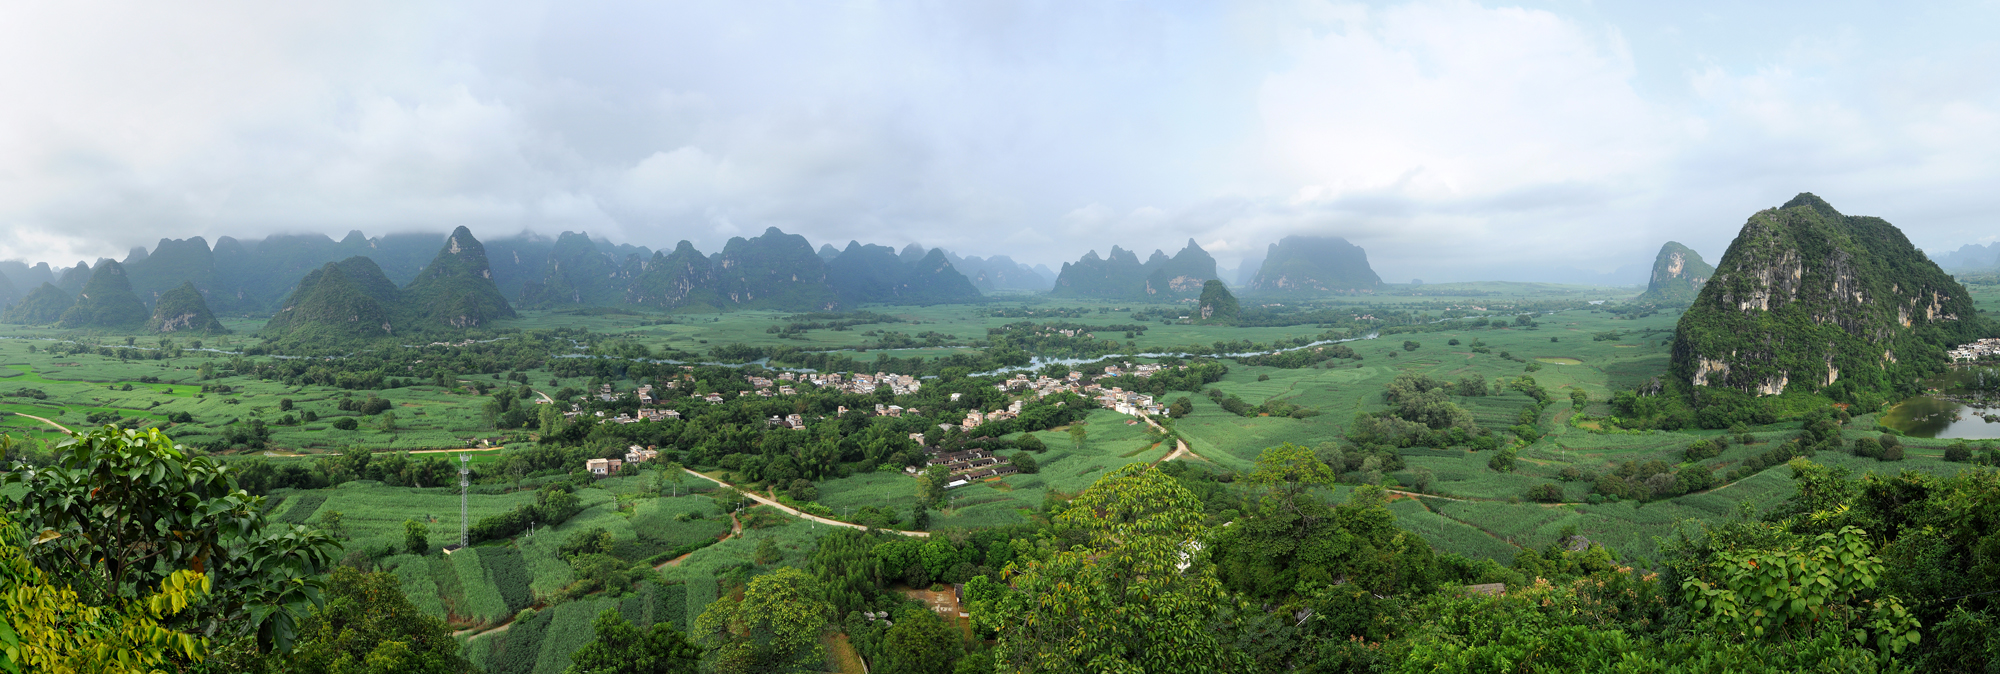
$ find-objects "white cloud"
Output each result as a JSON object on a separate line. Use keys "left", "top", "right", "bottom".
{"left": 0, "top": 1, "right": 1997, "bottom": 282}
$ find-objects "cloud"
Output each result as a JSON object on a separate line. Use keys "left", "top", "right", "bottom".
{"left": 0, "top": 1, "right": 1997, "bottom": 283}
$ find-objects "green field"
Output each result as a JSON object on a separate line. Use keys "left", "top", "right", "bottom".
{"left": 7, "top": 283, "right": 1990, "bottom": 667}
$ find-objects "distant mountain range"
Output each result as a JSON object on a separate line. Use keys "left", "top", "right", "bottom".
{"left": 0, "top": 225, "right": 1413, "bottom": 331}
{"left": 1932, "top": 242, "right": 2000, "bottom": 271}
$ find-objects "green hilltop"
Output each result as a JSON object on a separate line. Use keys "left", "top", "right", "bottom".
{"left": 0, "top": 283, "right": 74, "bottom": 325}
{"left": 57, "top": 260, "right": 150, "bottom": 329}
{"left": 402, "top": 226, "right": 516, "bottom": 329}
{"left": 1635, "top": 241, "right": 1714, "bottom": 305}
{"left": 146, "top": 281, "right": 228, "bottom": 334}
{"left": 1671, "top": 193, "right": 1986, "bottom": 406}
{"left": 263, "top": 257, "right": 401, "bottom": 340}
{"left": 1194, "top": 279, "right": 1239, "bottom": 325}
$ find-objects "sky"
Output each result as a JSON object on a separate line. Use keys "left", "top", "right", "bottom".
{"left": 2, "top": 0, "right": 1998, "bottom": 284}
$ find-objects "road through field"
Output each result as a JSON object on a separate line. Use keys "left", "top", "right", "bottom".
{"left": 681, "top": 468, "right": 930, "bottom": 538}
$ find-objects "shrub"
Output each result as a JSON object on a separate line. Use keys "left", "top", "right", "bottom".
{"left": 1525, "top": 483, "right": 1563, "bottom": 503}
{"left": 331, "top": 417, "right": 359, "bottom": 430}
{"left": 1448, "top": 338, "right": 1460, "bottom": 346}
{"left": 1403, "top": 341, "right": 1420, "bottom": 351}
{"left": 1852, "top": 436, "right": 1880, "bottom": 458}
{"left": 1011, "top": 452, "right": 1039, "bottom": 474}
{"left": 1881, "top": 446, "right": 1905, "bottom": 462}
{"left": 1947, "top": 442, "right": 1973, "bottom": 462}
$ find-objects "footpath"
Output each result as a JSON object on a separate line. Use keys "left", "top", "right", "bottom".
{"left": 680, "top": 468, "right": 930, "bottom": 538}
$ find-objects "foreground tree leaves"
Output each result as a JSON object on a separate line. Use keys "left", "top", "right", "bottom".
{"left": 983, "top": 463, "right": 1246, "bottom": 674}
{"left": 1, "top": 425, "right": 341, "bottom": 654}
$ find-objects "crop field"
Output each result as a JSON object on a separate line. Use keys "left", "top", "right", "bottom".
{"left": 813, "top": 408, "right": 1170, "bottom": 529}
{"left": 15, "top": 283, "right": 2000, "bottom": 668}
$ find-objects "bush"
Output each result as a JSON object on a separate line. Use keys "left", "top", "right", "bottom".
{"left": 1881, "top": 446, "right": 1906, "bottom": 462}
{"left": 331, "top": 417, "right": 359, "bottom": 431}
{"left": 1403, "top": 341, "right": 1420, "bottom": 351}
{"left": 1525, "top": 483, "right": 1563, "bottom": 502}
{"left": 1852, "top": 436, "right": 1880, "bottom": 459}
{"left": 1011, "top": 452, "right": 1039, "bottom": 474}
{"left": 1947, "top": 442, "right": 1973, "bottom": 462}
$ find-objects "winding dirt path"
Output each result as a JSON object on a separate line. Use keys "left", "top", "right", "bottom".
{"left": 681, "top": 468, "right": 930, "bottom": 538}
{"left": 13, "top": 410, "right": 72, "bottom": 436}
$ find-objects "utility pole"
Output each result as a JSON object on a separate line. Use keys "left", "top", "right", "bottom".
{"left": 458, "top": 455, "right": 471, "bottom": 548}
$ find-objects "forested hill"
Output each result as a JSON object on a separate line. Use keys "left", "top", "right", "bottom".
{"left": 1670, "top": 193, "right": 1986, "bottom": 405}
{"left": 1247, "top": 235, "right": 1382, "bottom": 294}
{"left": 265, "top": 227, "right": 517, "bottom": 341}
{"left": 1635, "top": 241, "right": 1714, "bottom": 305}
{"left": 1051, "top": 239, "right": 1219, "bottom": 300}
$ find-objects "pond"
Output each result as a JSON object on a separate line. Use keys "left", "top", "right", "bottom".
{"left": 1879, "top": 396, "right": 2000, "bottom": 439}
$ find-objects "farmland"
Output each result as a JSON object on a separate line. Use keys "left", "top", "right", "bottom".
{"left": 4, "top": 283, "right": 1987, "bottom": 668}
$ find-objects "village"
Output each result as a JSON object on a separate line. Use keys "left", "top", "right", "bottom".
{"left": 1950, "top": 337, "right": 2000, "bottom": 361}
{"left": 573, "top": 361, "right": 1189, "bottom": 486}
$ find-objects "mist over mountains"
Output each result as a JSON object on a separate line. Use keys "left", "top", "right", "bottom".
{"left": 0, "top": 220, "right": 1765, "bottom": 329}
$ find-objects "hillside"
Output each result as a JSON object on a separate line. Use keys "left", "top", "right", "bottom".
{"left": 401, "top": 227, "right": 516, "bottom": 329}
{"left": 1194, "top": 280, "right": 1239, "bottom": 324}
{"left": 1247, "top": 236, "right": 1381, "bottom": 293}
{"left": 626, "top": 241, "right": 724, "bottom": 311}
{"left": 825, "top": 243, "right": 981, "bottom": 306}
{"left": 711, "top": 228, "right": 841, "bottom": 311}
{"left": 519, "top": 231, "right": 623, "bottom": 308}
{"left": 1670, "top": 193, "right": 1985, "bottom": 403}
{"left": 0, "top": 270, "right": 16, "bottom": 308}
{"left": 1634, "top": 242, "right": 1714, "bottom": 304}
{"left": 263, "top": 258, "right": 401, "bottom": 339}
{"left": 56, "top": 262, "right": 90, "bottom": 295}
{"left": 939, "top": 250, "right": 1048, "bottom": 291}
{"left": 1144, "top": 239, "right": 1219, "bottom": 299}
{"left": 57, "top": 261, "right": 152, "bottom": 329}
{"left": 1051, "top": 240, "right": 1218, "bottom": 300}
{"left": 146, "top": 281, "right": 228, "bottom": 333}
{"left": 0, "top": 283, "right": 72, "bottom": 324}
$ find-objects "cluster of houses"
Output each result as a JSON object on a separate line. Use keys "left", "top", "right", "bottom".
{"left": 585, "top": 445, "right": 663, "bottom": 477}
{"left": 1951, "top": 338, "right": 2000, "bottom": 361}
{"left": 990, "top": 361, "right": 1183, "bottom": 419}
{"left": 800, "top": 371, "right": 923, "bottom": 395}
{"left": 911, "top": 445, "right": 1020, "bottom": 489}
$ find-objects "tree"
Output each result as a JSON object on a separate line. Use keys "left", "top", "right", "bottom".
{"left": 1011, "top": 452, "right": 1039, "bottom": 474}
{"left": 880, "top": 607, "right": 963, "bottom": 674}
{"left": 288, "top": 566, "right": 472, "bottom": 673}
{"left": 917, "top": 465, "right": 952, "bottom": 508}
{"left": 279, "top": 398, "right": 294, "bottom": 411}
{"left": 694, "top": 567, "right": 831, "bottom": 674}
{"left": 379, "top": 410, "right": 398, "bottom": 432}
{"left": 1015, "top": 433, "right": 1046, "bottom": 453}
{"left": 755, "top": 538, "right": 781, "bottom": 566}
{"left": 560, "top": 528, "right": 615, "bottom": 559}
{"left": 985, "top": 464, "right": 1245, "bottom": 673}
{"left": 1403, "top": 340, "right": 1420, "bottom": 351}
{"left": 563, "top": 608, "right": 701, "bottom": 674}
{"left": 1, "top": 426, "right": 340, "bottom": 654}
{"left": 1068, "top": 424, "right": 1087, "bottom": 451}
{"left": 0, "top": 515, "right": 213, "bottom": 673}
{"left": 1525, "top": 483, "right": 1564, "bottom": 502}
{"left": 660, "top": 461, "right": 687, "bottom": 496}
{"left": 405, "top": 519, "right": 429, "bottom": 555}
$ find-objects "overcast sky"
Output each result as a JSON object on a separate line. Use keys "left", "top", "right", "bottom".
{"left": 3, "top": 1, "right": 1998, "bottom": 283}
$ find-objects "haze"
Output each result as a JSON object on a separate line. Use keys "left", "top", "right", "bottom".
{"left": 3, "top": 1, "right": 1997, "bottom": 284}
